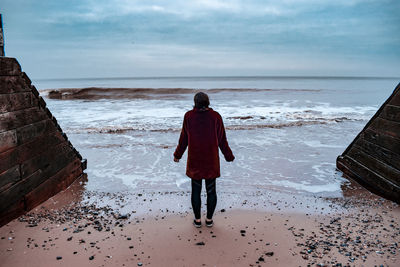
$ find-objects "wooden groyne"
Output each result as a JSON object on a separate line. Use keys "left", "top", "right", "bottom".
{"left": 337, "top": 83, "right": 400, "bottom": 203}
{"left": 0, "top": 57, "right": 87, "bottom": 226}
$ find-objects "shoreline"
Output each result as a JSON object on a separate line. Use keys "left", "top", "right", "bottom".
{"left": 1, "top": 178, "right": 399, "bottom": 266}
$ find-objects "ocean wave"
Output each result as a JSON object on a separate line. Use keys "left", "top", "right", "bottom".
{"left": 66, "top": 126, "right": 181, "bottom": 134}
{"left": 225, "top": 118, "right": 355, "bottom": 130}
{"left": 43, "top": 87, "right": 321, "bottom": 100}
{"left": 86, "top": 143, "right": 173, "bottom": 149}
{"left": 64, "top": 117, "right": 357, "bottom": 134}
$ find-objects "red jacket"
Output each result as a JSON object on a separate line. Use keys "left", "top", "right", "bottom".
{"left": 174, "top": 108, "right": 235, "bottom": 180}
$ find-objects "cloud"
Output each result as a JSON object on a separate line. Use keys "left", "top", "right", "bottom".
{"left": 2, "top": 0, "right": 399, "bottom": 78}
{"left": 45, "top": 0, "right": 388, "bottom": 23}
{"left": 39, "top": 0, "right": 301, "bottom": 23}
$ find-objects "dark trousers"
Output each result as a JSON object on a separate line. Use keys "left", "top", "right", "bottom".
{"left": 191, "top": 178, "right": 217, "bottom": 220}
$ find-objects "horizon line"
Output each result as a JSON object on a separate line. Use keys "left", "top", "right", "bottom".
{"left": 35, "top": 75, "right": 400, "bottom": 82}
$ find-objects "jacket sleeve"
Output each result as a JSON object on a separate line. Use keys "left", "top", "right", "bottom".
{"left": 217, "top": 114, "right": 235, "bottom": 162}
{"left": 174, "top": 114, "right": 188, "bottom": 159}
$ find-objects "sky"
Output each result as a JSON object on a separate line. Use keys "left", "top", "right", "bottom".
{"left": 1, "top": 0, "right": 400, "bottom": 79}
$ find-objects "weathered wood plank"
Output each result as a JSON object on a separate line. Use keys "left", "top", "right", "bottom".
{"left": 362, "top": 129, "right": 400, "bottom": 156}
{"left": 30, "top": 85, "right": 39, "bottom": 98}
{"left": 20, "top": 141, "right": 74, "bottom": 179}
{"left": 0, "top": 76, "right": 31, "bottom": 94}
{"left": 0, "top": 199, "right": 24, "bottom": 227}
{"left": 368, "top": 117, "right": 400, "bottom": 140}
{"left": 0, "top": 57, "right": 21, "bottom": 76}
{"left": 20, "top": 72, "right": 31, "bottom": 86}
{"left": 16, "top": 119, "right": 57, "bottom": 146}
{"left": 0, "top": 147, "right": 77, "bottom": 213}
{"left": 0, "top": 165, "right": 20, "bottom": 191}
{"left": 0, "top": 129, "right": 17, "bottom": 154}
{"left": 347, "top": 147, "right": 400, "bottom": 186}
{"left": 0, "top": 175, "right": 30, "bottom": 213}
{"left": 354, "top": 138, "right": 400, "bottom": 172}
{"left": 389, "top": 88, "right": 400, "bottom": 106}
{"left": 0, "top": 107, "right": 47, "bottom": 133}
{"left": 0, "top": 130, "right": 64, "bottom": 173}
{"left": 0, "top": 92, "right": 35, "bottom": 113}
{"left": 25, "top": 159, "right": 82, "bottom": 211}
{"left": 379, "top": 104, "right": 400, "bottom": 123}
{"left": 337, "top": 156, "right": 400, "bottom": 203}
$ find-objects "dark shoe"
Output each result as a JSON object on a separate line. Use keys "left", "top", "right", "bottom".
{"left": 205, "top": 219, "right": 213, "bottom": 227}
{"left": 193, "top": 219, "right": 201, "bottom": 228}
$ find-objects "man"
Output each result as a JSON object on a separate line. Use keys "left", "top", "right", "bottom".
{"left": 173, "top": 92, "right": 235, "bottom": 228}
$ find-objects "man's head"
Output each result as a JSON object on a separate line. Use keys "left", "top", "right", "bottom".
{"left": 194, "top": 92, "right": 210, "bottom": 109}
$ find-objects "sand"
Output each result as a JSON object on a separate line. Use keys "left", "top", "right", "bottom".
{"left": 1, "top": 177, "right": 399, "bottom": 267}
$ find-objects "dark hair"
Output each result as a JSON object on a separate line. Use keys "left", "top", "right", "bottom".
{"left": 194, "top": 92, "right": 210, "bottom": 109}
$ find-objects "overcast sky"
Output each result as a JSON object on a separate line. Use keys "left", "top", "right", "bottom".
{"left": 1, "top": 0, "right": 399, "bottom": 78}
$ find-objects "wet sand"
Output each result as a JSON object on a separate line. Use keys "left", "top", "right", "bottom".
{"left": 1, "top": 178, "right": 399, "bottom": 267}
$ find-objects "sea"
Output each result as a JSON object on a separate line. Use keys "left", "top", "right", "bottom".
{"left": 34, "top": 76, "right": 399, "bottom": 200}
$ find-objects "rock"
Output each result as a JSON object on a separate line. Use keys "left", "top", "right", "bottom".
{"left": 114, "top": 213, "right": 129, "bottom": 220}
{"left": 258, "top": 256, "right": 264, "bottom": 262}
{"left": 56, "top": 256, "right": 62, "bottom": 260}
{"left": 89, "top": 255, "right": 94, "bottom": 260}
{"left": 137, "top": 263, "right": 143, "bottom": 266}
{"left": 220, "top": 209, "right": 226, "bottom": 212}
{"left": 196, "top": 241, "right": 205, "bottom": 246}
{"left": 265, "top": 252, "right": 274, "bottom": 257}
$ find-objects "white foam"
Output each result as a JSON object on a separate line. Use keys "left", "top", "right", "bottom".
{"left": 304, "top": 140, "right": 343, "bottom": 148}
{"left": 269, "top": 179, "right": 341, "bottom": 193}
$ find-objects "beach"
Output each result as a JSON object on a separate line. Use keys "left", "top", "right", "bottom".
{"left": 0, "top": 175, "right": 399, "bottom": 267}
{"left": 1, "top": 76, "right": 400, "bottom": 266}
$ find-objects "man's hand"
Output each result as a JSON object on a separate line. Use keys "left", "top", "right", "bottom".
{"left": 174, "top": 157, "right": 180, "bottom": 162}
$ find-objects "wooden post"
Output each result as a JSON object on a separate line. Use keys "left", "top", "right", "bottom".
{"left": 0, "top": 14, "right": 4, "bottom": 57}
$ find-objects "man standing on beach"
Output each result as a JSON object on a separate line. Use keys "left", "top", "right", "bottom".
{"left": 173, "top": 92, "right": 235, "bottom": 227}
